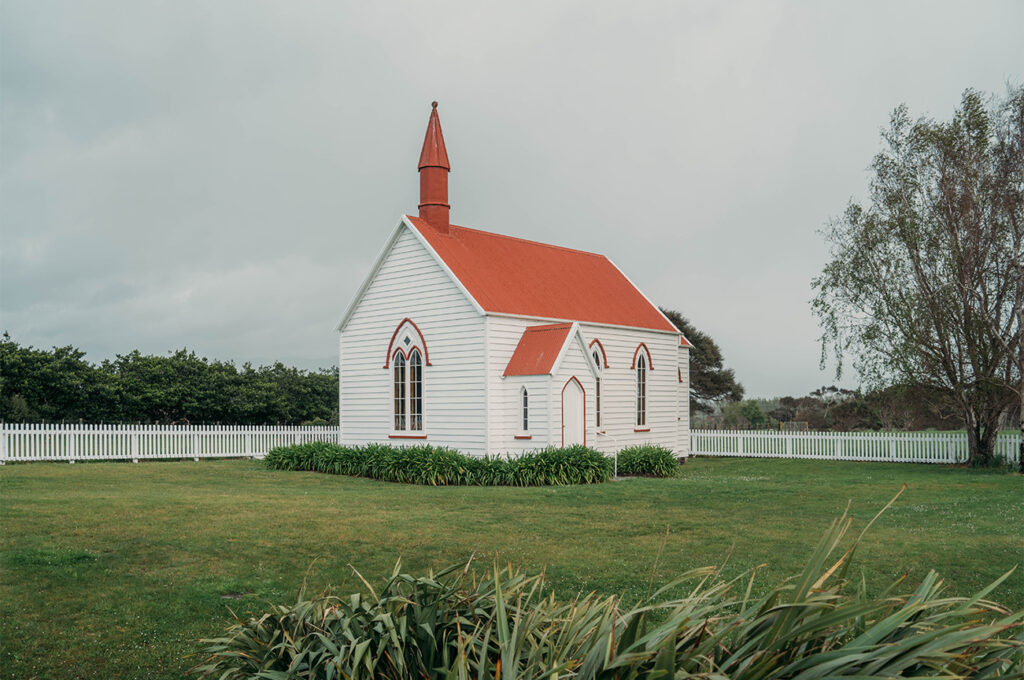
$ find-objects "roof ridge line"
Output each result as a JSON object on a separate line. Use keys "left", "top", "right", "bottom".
{"left": 407, "top": 215, "right": 609, "bottom": 259}
{"left": 525, "top": 323, "right": 573, "bottom": 331}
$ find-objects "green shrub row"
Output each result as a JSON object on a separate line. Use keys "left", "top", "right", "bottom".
{"left": 263, "top": 442, "right": 614, "bottom": 486}
{"left": 617, "top": 444, "right": 680, "bottom": 477}
{"left": 191, "top": 508, "right": 1024, "bottom": 679}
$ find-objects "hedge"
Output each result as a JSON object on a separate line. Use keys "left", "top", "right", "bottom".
{"left": 263, "top": 442, "right": 613, "bottom": 486}
{"left": 616, "top": 444, "right": 680, "bottom": 477}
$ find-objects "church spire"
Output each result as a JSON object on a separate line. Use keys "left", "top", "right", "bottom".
{"left": 418, "top": 101, "right": 450, "bottom": 232}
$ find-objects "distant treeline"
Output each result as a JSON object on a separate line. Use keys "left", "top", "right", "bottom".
{"left": 0, "top": 334, "right": 337, "bottom": 425}
{"left": 700, "top": 384, "right": 1019, "bottom": 432}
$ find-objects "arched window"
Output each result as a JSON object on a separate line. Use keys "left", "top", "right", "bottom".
{"left": 592, "top": 348, "right": 602, "bottom": 428}
{"left": 521, "top": 387, "right": 529, "bottom": 432}
{"left": 636, "top": 352, "right": 647, "bottom": 427}
{"left": 409, "top": 349, "right": 423, "bottom": 431}
{"left": 388, "top": 320, "right": 428, "bottom": 434}
{"left": 393, "top": 352, "right": 407, "bottom": 431}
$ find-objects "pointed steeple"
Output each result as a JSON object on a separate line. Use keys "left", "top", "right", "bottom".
{"left": 418, "top": 101, "right": 450, "bottom": 170}
{"left": 418, "top": 101, "right": 450, "bottom": 232}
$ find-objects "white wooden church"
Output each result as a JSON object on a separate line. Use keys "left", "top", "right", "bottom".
{"left": 337, "top": 103, "right": 691, "bottom": 457}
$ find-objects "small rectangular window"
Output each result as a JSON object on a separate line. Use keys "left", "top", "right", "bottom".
{"left": 522, "top": 389, "right": 529, "bottom": 431}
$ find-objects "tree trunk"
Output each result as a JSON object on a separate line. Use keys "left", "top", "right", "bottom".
{"left": 1019, "top": 386, "right": 1024, "bottom": 474}
{"left": 964, "top": 404, "right": 1002, "bottom": 467}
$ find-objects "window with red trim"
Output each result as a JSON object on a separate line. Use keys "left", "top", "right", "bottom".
{"left": 521, "top": 387, "right": 529, "bottom": 432}
{"left": 391, "top": 337, "right": 425, "bottom": 432}
{"left": 635, "top": 352, "right": 647, "bottom": 427}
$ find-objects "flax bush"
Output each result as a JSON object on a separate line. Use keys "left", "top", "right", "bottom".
{"left": 191, "top": 503, "right": 1024, "bottom": 679}
{"left": 617, "top": 444, "right": 679, "bottom": 477}
{"left": 263, "top": 442, "right": 613, "bottom": 486}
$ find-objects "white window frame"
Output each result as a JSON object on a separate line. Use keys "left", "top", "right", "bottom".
{"left": 391, "top": 346, "right": 425, "bottom": 435}
{"left": 592, "top": 348, "right": 603, "bottom": 429}
{"left": 393, "top": 351, "right": 407, "bottom": 431}
{"left": 520, "top": 386, "right": 529, "bottom": 434}
{"left": 635, "top": 351, "right": 648, "bottom": 428}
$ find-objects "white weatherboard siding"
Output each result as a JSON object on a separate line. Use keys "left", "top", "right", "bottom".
{"left": 497, "top": 374, "right": 550, "bottom": 454}
{"left": 677, "top": 345, "right": 690, "bottom": 455}
{"left": 339, "top": 225, "right": 487, "bottom": 455}
{"left": 485, "top": 316, "right": 549, "bottom": 452}
{"left": 579, "top": 323, "right": 680, "bottom": 455}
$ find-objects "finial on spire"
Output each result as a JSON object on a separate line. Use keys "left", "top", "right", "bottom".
{"left": 418, "top": 101, "right": 450, "bottom": 232}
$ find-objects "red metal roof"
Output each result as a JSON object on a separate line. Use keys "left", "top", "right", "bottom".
{"left": 503, "top": 323, "right": 574, "bottom": 376}
{"left": 407, "top": 216, "right": 677, "bottom": 333}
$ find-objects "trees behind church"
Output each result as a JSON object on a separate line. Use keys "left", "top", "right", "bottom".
{"left": 0, "top": 333, "right": 337, "bottom": 425}
{"left": 660, "top": 308, "right": 745, "bottom": 416}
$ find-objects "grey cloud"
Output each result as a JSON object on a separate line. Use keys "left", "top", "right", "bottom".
{"left": 2, "top": 0, "right": 1022, "bottom": 395}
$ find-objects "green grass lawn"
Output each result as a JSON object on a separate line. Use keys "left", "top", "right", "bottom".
{"left": 1, "top": 458, "right": 1021, "bottom": 679}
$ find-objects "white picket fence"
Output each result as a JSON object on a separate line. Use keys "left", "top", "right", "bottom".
{"left": 689, "top": 428, "right": 1022, "bottom": 465}
{"left": 1, "top": 423, "right": 1020, "bottom": 466}
{"left": 0, "top": 423, "right": 340, "bottom": 464}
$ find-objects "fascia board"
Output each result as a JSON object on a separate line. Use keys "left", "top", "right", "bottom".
{"left": 401, "top": 215, "right": 487, "bottom": 316}
{"left": 603, "top": 255, "right": 693, "bottom": 347}
{"left": 336, "top": 220, "right": 407, "bottom": 333}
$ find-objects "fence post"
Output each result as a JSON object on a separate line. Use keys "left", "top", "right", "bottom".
{"left": 192, "top": 432, "right": 199, "bottom": 462}
{"left": 131, "top": 429, "right": 139, "bottom": 464}
{"left": 246, "top": 432, "right": 253, "bottom": 459}
{"left": 0, "top": 424, "right": 6, "bottom": 465}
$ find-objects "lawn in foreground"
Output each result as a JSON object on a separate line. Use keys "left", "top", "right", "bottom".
{"left": 0, "top": 458, "right": 1021, "bottom": 679}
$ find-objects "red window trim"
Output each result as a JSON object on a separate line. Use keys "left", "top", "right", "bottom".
{"left": 560, "top": 376, "right": 586, "bottom": 447}
{"left": 630, "top": 343, "right": 654, "bottom": 370}
{"left": 388, "top": 434, "right": 428, "bottom": 440}
{"left": 383, "top": 318, "right": 432, "bottom": 368}
{"left": 513, "top": 435, "right": 533, "bottom": 440}
{"left": 634, "top": 427, "right": 651, "bottom": 433}
{"left": 588, "top": 339, "right": 609, "bottom": 368}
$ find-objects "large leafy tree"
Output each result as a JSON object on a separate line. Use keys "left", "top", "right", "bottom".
{"left": 660, "top": 308, "right": 744, "bottom": 415}
{"left": 813, "top": 87, "right": 1023, "bottom": 466}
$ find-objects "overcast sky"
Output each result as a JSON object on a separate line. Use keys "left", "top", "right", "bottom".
{"left": 2, "top": 1, "right": 1022, "bottom": 397}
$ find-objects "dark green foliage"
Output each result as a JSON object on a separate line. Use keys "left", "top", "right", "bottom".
{"left": 617, "top": 444, "right": 679, "bottom": 477}
{"left": 192, "top": 508, "right": 1024, "bottom": 679}
{"left": 264, "top": 442, "right": 614, "bottom": 486}
{"left": 659, "top": 308, "right": 744, "bottom": 415}
{"left": 0, "top": 333, "right": 337, "bottom": 425}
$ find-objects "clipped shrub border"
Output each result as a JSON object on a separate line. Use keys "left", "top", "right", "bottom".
{"left": 263, "top": 442, "right": 614, "bottom": 486}
{"left": 617, "top": 444, "right": 680, "bottom": 477}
